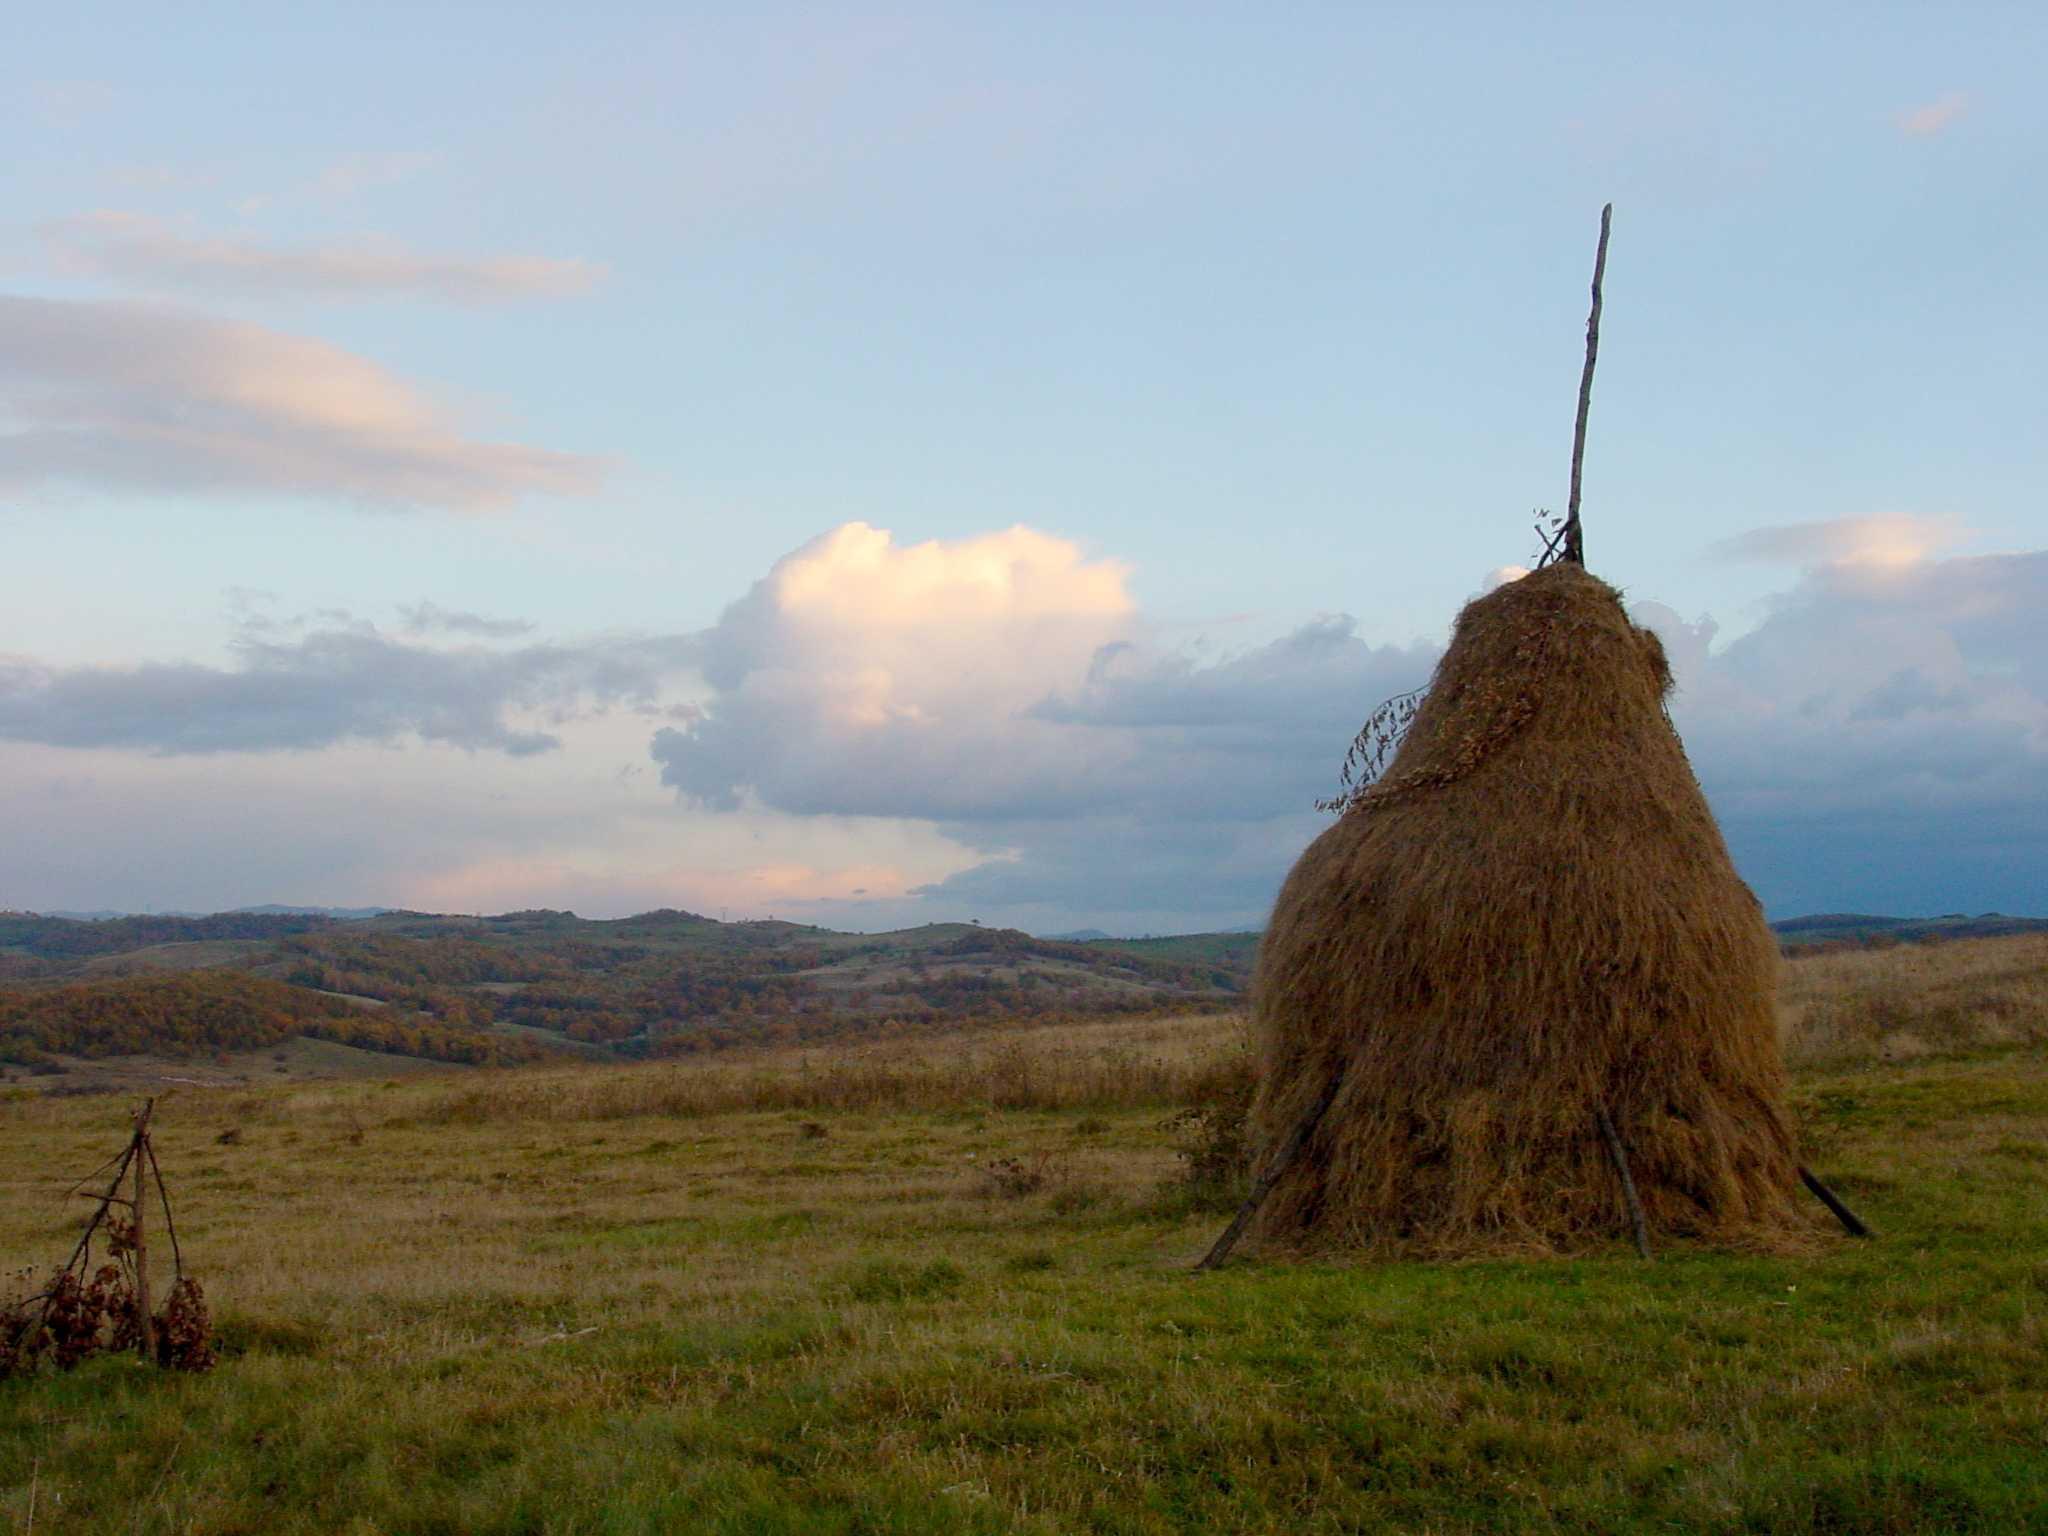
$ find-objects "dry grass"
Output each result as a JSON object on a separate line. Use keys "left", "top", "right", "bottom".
{"left": 0, "top": 969, "right": 2042, "bottom": 1532}
{"left": 403, "top": 1010, "right": 1251, "bottom": 1125}
{"left": 1780, "top": 933, "right": 2048, "bottom": 1067}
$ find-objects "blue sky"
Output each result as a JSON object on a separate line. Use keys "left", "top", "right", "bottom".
{"left": 2, "top": 5, "right": 2043, "bottom": 929}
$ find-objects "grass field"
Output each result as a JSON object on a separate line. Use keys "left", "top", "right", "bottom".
{"left": 2, "top": 943, "right": 2045, "bottom": 1534}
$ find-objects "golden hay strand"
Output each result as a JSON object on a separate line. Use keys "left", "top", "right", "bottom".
{"left": 1249, "top": 563, "right": 1805, "bottom": 1255}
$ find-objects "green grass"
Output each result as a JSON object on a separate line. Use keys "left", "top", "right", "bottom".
{"left": 2, "top": 1052, "right": 2044, "bottom": 1533}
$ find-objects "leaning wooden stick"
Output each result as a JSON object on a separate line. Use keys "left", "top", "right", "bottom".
{"left": 1195, "top": 1064, "right": 1348, "bottom": 1271}
{"left": 132, "top": 1101, "right": 155, "bottom": 1361}
{"left": 1562, "top": 202, "right": 1612, "bottom": 567}
{"left": 1594, "top": 1105, "right": 1652, "bottom": 1260}
{"left": 1798, "top": 1165, "right": 1872, "bottom": 1238}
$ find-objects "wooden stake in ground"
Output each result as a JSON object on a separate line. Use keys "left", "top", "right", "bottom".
{"left": 131, "top": 1100, "right": 155, "bottom": 1361}
{"left": 1561, "top": 202, "right": 1612, "bottom": 568}
{"left": 1195, "top": 1064, "right": 1350, "bottom": 1271}
{"left": 1594, "top": 1106, "right": 1652, "bottom": 1260}
{"left": 1798, "top": 1165, "right": 1873, "bottom": 1238}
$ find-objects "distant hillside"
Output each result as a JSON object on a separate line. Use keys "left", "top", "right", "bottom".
{"left": 1771, "top": 913, "right": 2048, "bottom": 947}
{"left": 0, "top": 971, "right": 549, "bottom": 1068}
{"left": 0, "top": 907, "right": 1240, "bottom": 1078}
{"left": 12, "top": 902, "right": 2040, "bottom": 1086}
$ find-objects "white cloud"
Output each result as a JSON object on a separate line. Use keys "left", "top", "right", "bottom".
{"left": 44, "top": 212, "right": 605, "bottom": 304}
{"left": 1897, "top": 92, "right": 1970, "bottom": 139}
{"left": 658, "top": 522, "right": 1145, "bottom": 819}
{"left": 0, "top": 294, "right": 601, "bottom": 510}
{"left": 1709, "top": 512, "right": 1967, "bottom": 570}
{"left": 651, "top": 520, "right": 1438, "bottom": 925}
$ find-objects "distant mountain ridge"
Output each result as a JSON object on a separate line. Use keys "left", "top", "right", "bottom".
{"left": 1769, "top": 912, "right": 2048, "bottom": 945}
{"left": 33, "top": 904, "right": 390, "bottom": 922}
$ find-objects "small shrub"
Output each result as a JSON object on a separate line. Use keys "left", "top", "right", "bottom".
{"left": 798, "top": 1121, "right": 829, "bottom": 1140}
{"left": 1071, "top": 1116, "right": 1111, "bottom": 1137}
{"left": 1161, "top": 1055, "right": 1256, "bottom": 1205}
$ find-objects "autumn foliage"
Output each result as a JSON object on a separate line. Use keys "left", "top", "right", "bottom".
{"left": 0, "top": 972, "right": 547, "bottom": 1066}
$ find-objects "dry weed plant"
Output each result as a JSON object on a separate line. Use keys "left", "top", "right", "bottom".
{"left": 1, "top": 1145, "right": 216, "bottom": 1380}
{"left": 975, "top": 1152, "right": 1062, "bottom": 1199}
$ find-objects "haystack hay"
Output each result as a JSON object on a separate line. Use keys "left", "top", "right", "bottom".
{"left": 1248, "top": 561, "right": 1804, "bottom": 1254}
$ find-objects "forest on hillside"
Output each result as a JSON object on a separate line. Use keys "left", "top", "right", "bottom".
{"left": 0, "top": 972, "right": 551, "bottom": 1068}
{"left": 0, "top": 909, "right": 1250, "bottom": 1072}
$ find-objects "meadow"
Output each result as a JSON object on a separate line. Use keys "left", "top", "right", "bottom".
{"left": 1, "top": 937, "right": 2044, "bottom": 1534}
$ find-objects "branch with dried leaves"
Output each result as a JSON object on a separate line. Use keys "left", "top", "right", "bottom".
{"left": 1317, "top": 687, "right": 1430, "bottom": 814}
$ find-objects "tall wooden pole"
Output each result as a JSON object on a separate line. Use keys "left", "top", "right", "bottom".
{"left": 1563, "top": 203, "right": 1612, "bottom": 567}
{"left": 132, "top": 1101, "right": 155, "bottom": 1362}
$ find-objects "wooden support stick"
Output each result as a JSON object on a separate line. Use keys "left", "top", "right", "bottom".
{"left": 1563, "top": 203, "right": 1612, "bottom": 567}
{"left": 142, "top": 1136, "right": 185, "bottom": 1278}
{"left": 1594, "top": 1106, "right": 1652, "bottom": 1260}
{"left": 1196, "top": 1065, "right": 1348, "bottom": 1272}
{"left": 1798, "top": 1165, "right": 1872, "bottom": 1238}
{"left": 132, "top": 1102, "right": 155, "bottom": 1362}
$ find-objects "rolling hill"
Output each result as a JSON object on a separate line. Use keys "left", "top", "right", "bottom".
{"left": 6, "top": 903, "right": 2037, "bottom": 1086}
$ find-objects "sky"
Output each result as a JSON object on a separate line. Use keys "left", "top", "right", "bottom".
{"left": 3, "top": 4, "right": 2044, "bottom": 932}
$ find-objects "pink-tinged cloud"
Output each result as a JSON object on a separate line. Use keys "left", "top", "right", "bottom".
{"left": 45, "top": 212, "right": 605, "bottom": 304}
{"left": 663, "top": 522, "right": 1145, "bottom": 818}
{"left": 1710, "top": 513, "right": 1967, "bottom": 571}
{"left": 1897, "top": 92, "right": 1969, "bottom": 138}
{"left": 0, "top": 294, "right": 602, "bottom": 510}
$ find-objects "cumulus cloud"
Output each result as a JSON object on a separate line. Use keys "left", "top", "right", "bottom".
{"left": 0, "top": 624, "right": 690, "bottom": 756}
{"left": 650, "top": 521, "right": 1439, "bottom": 924}
{"left": 655, "top": 522, "right": 1145, "bottom": 819}
{"left": 0, "top": 295, "right": 601, "bottom": 510}
{"left": 45, "top": 212, "right": 605, "bottom": 303}
{"left": 1638, "top": 546, "right": 2048, "bottom": 915}
{"left": 656, "top": 518, "right": 2048, "bottom": 927}
{"left": 1897, "top": 92, "right": 1970, "bottom": 138}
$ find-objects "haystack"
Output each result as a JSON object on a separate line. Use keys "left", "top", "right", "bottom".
{"left": 1244, "top": 561, "right": 1805, "bottom": 1254}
